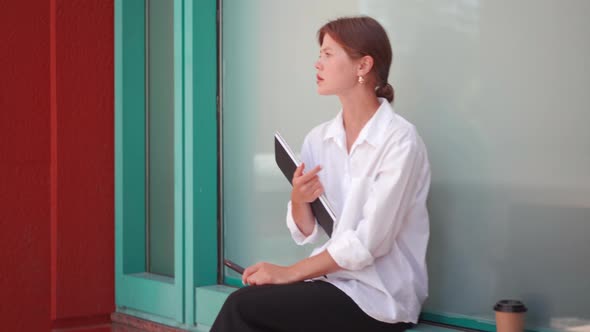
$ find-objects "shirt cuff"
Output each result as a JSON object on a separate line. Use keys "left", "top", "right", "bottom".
{"left": 327, "top": 229, "right": 374, "bottom": 270}
{"left": 286, "top": 200, "right": 321, "bottom": 245}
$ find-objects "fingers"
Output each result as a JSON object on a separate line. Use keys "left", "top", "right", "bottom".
{"left": 303, "top": 177, "right": 323, "bottom": 192}
{"left": 246, "top": 270, "right": 265, "bottom": 286}
{"left": 242, "top": 263, "right": 261, "bottom": 285}
{"left": 300, "top": 165, "right": 322, "bottom": 182}
{"left": 292, "top": 164, "right": 324, "bottom": 204}
{"left": 293, "top": 164, "right": 321, "bottom": 181}
{"left": 310, "top": 181, "right": 324, "bottom": 199}
{"left": 247, "top": 274, "right": 262, "bottom": 286}
{"left": 243, "top": 263, "right": 291, "bottom": 286}
{"left": 293, "top": 163, "right": 305, "bottom": 179}
{"left": 293, "top": 165, "right": 322, "bottom": 187}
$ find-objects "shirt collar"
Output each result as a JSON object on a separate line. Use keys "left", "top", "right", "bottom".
{"left": 323, "top": 111, "right": 345, "bottom": 147}
{"left": 323, "top": 98, "right": 394, "bottom": 149}
{"left": 362, "top": 98, "right": 394, "bottom": 147}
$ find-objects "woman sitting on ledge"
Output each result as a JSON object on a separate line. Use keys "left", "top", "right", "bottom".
{"left": 212, "top": 15, "right": 431, "bottom": 332}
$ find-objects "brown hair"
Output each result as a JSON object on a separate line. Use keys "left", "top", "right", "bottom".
{"left": 318, "top": 16, "right": 394, "bottom": 102}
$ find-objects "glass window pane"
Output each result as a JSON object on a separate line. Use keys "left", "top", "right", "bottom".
{"left": 147, "top": 0, "right": 174, "bottom": 277}
{"left": 222, "top": 1, "right": 590, "bottom": 330}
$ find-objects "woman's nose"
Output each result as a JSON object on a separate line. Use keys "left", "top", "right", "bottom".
{"left": 314, "top": 60, "right": 321, "bottom": 70}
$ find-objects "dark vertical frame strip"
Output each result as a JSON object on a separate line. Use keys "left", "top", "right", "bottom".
{"left": 216, "top": 0, "right": 224, "bottom": 285}
{"left": 144, "top": 0, "right": 151, "bottom": 274}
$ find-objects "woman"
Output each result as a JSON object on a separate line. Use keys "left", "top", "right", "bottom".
{"left": 211, "top": 16, "right": 431, "bottom": 332}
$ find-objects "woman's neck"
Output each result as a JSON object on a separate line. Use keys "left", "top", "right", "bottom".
{"left": 338, "top": 90, "right": 381, "bottom": 153}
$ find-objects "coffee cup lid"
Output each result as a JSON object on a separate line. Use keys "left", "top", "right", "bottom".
{"left": 494, "top": 300, "right": 527, "bottom": 313}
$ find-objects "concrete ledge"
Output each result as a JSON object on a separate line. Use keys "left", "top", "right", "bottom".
{"left": 410, "top": 323, "right": 470, "bottom": 332}
{"left": 195, "top": 285, "right": 238, "bottom": 327}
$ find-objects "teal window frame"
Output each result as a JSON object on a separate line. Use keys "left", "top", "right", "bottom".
{"left": 115, "top": 0, "right": 217, "bottom": 328}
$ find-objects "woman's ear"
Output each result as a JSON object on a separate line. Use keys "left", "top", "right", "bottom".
{"left": 357, "top": 55, "right": 374, "bottom": 76}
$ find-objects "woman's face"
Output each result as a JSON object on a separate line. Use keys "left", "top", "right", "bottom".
{"left": 315, "top": 33, "right": 359, "bottom": 96}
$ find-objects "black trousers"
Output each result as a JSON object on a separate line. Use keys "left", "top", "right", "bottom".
{"left": 210, "top": 280, "right": 414, "bottom": 332}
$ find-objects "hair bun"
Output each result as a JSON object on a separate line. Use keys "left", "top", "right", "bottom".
{"left": 376, "top": 83, "right": 394, "bottom": 103}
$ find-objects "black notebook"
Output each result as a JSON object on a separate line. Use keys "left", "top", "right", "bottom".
{"left": 274, "top": 132, "right": 335, "bottom": 237}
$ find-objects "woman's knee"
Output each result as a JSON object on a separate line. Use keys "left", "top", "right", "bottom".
{"left": 221, "top": 287, "right": 256, "bottom": 316}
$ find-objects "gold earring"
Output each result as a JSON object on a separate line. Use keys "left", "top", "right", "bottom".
{"left": 358, "top": 76, "right": 365, "bottom": 84}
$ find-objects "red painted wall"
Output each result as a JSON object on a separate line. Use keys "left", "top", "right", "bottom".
{"left": 0, "top": 1, "right": 114, "bottom": 330}
{"left": 0, "top": 1, "right": 51, "bottom": 330}
{"left": 53, "top": 0, "right": 114, "bottom": 324}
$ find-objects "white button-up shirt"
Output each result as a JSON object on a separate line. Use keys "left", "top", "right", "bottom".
{"left": 286, "top": 98, "right": 431, "bottom": 323}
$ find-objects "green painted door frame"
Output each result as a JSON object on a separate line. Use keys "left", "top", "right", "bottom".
{"left": 115, "top": 0, "right": 217, "bottom": 328}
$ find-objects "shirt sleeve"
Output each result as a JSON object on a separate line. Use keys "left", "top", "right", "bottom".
{"left": 327, "top": 129, "right": 425, "bottom": 271}
{"left": 286, "top": 200, "right": 326, "bottom": 245}
{"left": 284, "top": 132, "right": 325, "bottom": 245}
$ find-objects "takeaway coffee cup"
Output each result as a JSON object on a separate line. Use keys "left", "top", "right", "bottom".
{"left": 494, "top": 300, "right": 527, "bottom": 332}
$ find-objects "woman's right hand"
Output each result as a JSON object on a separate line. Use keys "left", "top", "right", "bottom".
{"left": 291, "top": 163, "right": 324, "bottom": 204}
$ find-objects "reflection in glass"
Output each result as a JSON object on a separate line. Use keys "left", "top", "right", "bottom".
{"left": 146, "top": 0, "right": 174, "bottom": 277}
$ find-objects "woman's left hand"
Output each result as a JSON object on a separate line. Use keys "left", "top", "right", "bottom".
{"left": 242, "top": 262, "right": 298, "bottom": 286}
